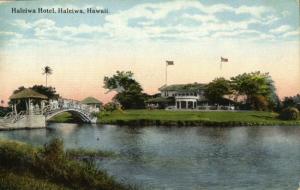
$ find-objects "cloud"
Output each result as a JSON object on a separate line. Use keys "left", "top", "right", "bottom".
{"left": 11, "top": 19, "right": 55, "bottom": 30}
{"left": 212, "top": 29, "right": 260, "bottom": 38}
{"left": 0, "top": 31, "right": 23, "bottom": 38}
{"left": 104, "top": 1, "right": 272, "bottom": 28}
{"left": 270, "top": 25, "right": 292, "bottom": 34}
{"left": 282, "top": 29, "right": 300, "bottom": 38}
{"left": 235, "top": 6, "right": 270, "bottom": 18}
{"left": 10, "top": 18, "right": 105, "bottom": 41}
{"left": 281, "top": 10, "right": 290, "bottom": 17}
{"left": 11, "top": 19, "right": 31, "bottom": 30}
{"left": 4, "top": 1, "right": 297, "bottom": 44}
{"left": 102, "top": 1, "right": 277, "bottom": 41}
{"left": 0, "top": 0, "right": 15, "bottom": 4}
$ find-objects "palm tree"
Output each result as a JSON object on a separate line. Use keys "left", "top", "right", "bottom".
{"left": 42, "top": 66, "right": 53, "bottom": 87}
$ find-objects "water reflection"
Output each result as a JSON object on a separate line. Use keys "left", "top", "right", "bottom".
{"left": 0, "top": 124, "right": 299, "bottom": 190}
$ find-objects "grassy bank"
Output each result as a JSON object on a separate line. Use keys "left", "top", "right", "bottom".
{"left": 0, "top": 139, "right": 132, "bottom": 190}
{"left": 50, "top": 110, "right": 300, "bottom": 126}
{"left": 98, "top": 110, "right": 300, "bottom": 126}
{"left": 48, "top": 112, "right": 84, "bottom": 123}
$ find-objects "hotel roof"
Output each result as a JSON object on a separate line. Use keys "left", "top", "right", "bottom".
{"left": 159, "top": 83, "right": 207, "bottom": 92}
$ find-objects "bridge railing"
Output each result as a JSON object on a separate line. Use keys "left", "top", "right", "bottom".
{"left": 2, "top": 111, "right": 26, "bottom": 123}
{"left": 1, "top": 98, "right": 98, "bottom": 124}
{"left": 45, "top": 98, "right": 98, "bottom": 119}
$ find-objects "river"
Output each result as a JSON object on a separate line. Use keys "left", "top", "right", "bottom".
{"left": 0, "top": 123, "right": 299, "bottom": 190}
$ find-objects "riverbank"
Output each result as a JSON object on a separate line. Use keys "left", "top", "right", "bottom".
{"left": 0, "top": 139, "right": 131, "bottom": 190}
{"left": 51, "top": 110, "right": 300, "bottom": 126}
{"left": 98, "top": 110, "right": 300, "bottom": 126}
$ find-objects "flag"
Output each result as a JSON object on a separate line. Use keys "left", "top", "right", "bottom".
{"left": 221, "top": 57, "right": 228, "bottom": 62}
{"left": 166, "top": 60, "right": 174, "bottom": 66}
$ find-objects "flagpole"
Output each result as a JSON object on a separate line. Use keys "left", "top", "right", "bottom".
{"left": 165, "top": 62, "right": 168, "bottom": 85}
{"left": 220, "top": 60, "right": 222, "bottom": 70}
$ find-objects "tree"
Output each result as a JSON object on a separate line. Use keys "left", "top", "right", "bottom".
{"left": 13, "top": 86, "right": 26, "bottom": 94}
{"left": 31, "top": 85, "right": 59, "bottom": 100}
{"left": 103, "top": 71, "right": 146, "bottom": 109}
{"left": 42, "top": 66, "right": 53, "bottom": 87}
{"left": 282, "top": 94, "right": 300, "bottom": 110}
{"left": 204, "top": 77, "right": 231, "bottom": 104}
{"left": 230, "top": 71, "right": 278, "bottom": 110}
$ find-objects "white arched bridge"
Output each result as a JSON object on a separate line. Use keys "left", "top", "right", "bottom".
{"left": 43, "top": 98, "right": 98, "bottom": 123}
{"left": 0, "top": 97, "right": 100, "bottom": 129}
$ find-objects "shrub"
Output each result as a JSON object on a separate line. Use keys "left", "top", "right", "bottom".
{"left": 0, "top": 139, "right": 130, "bottom": 190}
{"left": 279, "top": 107, "right": 299, "bottom": 120}
{"left": 103, "top": 102, "right": 120, "bottom": 112}
{"left": 41, "top": 138, "right": 65, "bottom": 161}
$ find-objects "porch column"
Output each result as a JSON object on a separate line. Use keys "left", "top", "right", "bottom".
{"left": 14, "top": 104, "right": 17, "bottom": 115}
{"left": 28, "top": 98, "right": 32, "bottom": 115}
{"left": 25, "top": 100, "right": 29, "bottom": 114}
{"left": 41, "top": 101, "right": 45, "bottom": 114}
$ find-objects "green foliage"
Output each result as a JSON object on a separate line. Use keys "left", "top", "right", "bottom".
{"left": 0, "top": 139, "right": 131, "bottom": 190}
{"left": 230, "top": 71, "right": 277, "bottom": 110}
{"left": 282, "top": 94, "right": 300, "bottom": 110}
{"left": 48, "top": 112, "right": 84, "bottom": 123}
{"left": 42, "top": 66, "right": 53, "bottom": 75}
{"left": 279, "top": 107, "right": 299, "bottom": 120}
{"left": 41, "top": 138, "right": 65, "bottom": 162}
{"left": 103, "top": 71, "right": 147, "bottom": 109}
{"left": 114, "top": 91, "right": 146, "bottom": 109}
{"left": 205, "top": 77, "right": 231, "bottom": 104}
{"left": 66, "top": 148, "right": 116, "bottom": 159}
{"left": 104, "top": 71, "right": 136, "bottom": 90}
{"left": 249, "top": 95, "right": 269, "bottom": 111}
{"left": 31, "top": 85, "right": 59, "bottom": 99}
{"left": 0, "top": 140, "right": 37, "bottom": 170}
{"left": 103, "top": 102, "right": 120, "bottom": 112}
{"left": 0, "top": 170, "right": 71, "bottom": 190}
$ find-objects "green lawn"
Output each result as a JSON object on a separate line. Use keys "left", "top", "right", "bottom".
{"left": 50, "top": 110, "right": 300, "bottom": 126}
{"left": 98, "top": 110, "right": 300, "bottom": 126}
{"left": 48, "top": 112, "right": 83, "bottom": 123}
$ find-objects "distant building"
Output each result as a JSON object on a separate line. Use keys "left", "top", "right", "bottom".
{"left": 159, "top": 83, "right": 207, "bottom": 109}
{"left": 81, "top": 97, "right": 102, "bottom": 112}
{"left": 147, "top": 83, "right": 235, "bottom": 110}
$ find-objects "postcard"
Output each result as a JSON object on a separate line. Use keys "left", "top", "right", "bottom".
{"left": 0, "top": 1, "right": 299, "bottom": 190}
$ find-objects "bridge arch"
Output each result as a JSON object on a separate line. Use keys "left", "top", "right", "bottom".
{"left": 46, "top": 109, "right": 96, "bottom": 123}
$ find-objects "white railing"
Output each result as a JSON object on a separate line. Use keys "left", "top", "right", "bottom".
{"left": 1, "top": 98, "right": 98, "bottom": 124}
{"left": 12, "top": 111, "right": 25, "bottom": 123}
{"left": 175, "top": 95, "right": 200, "bottom": 99}
{"left": 4, "top": 112, "right": 14, "bottom": 120}
{"left": 2, "top": 111, "right": 26, "bottom": 123}
{"left": 44, "top": 98, "right": 98, "bottom": 122}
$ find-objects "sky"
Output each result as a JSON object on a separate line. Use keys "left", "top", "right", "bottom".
{"left": 0, "top": 0, "right": 299, "bottom": 105}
